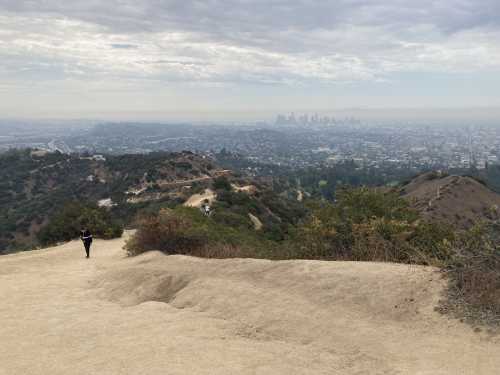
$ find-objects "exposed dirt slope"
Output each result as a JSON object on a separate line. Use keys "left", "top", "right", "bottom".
{"left": 1, "top": 237, "right": 499, "bottom": 374}
{"left": 401, "top": 172, "right": 500, "bottom": 228}
{"left": 183, "top": 189, "right": 217, "bottom": 208}
{"left": 248, "top": 213, "right": 263, "bottom": 230}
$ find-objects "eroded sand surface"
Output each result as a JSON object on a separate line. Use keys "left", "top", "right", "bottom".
{"left": 183, "top": 189, "right": 216, "bottom": 208}
{"left": 1, "top": 237, "right": 499, "bottom": 374}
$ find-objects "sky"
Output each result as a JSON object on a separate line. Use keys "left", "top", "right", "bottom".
{"left": 0, "top": 0, "right": 499, "bottom": 121}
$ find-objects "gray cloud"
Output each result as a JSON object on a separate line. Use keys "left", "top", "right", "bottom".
{"left": 0, "top": 0, "right": 499, "bottom": 115}
{"left": 2, "top": 1, "right": 500, "bottom": 38}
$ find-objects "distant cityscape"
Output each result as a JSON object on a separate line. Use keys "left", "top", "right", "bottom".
{"left": 275, "top": 113, "right": 361, "bottom": 126}
{"left": 1, "top": 118, "right": 499, "bottom": 172}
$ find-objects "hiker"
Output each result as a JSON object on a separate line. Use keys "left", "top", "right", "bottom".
{"left": 80, "top": 228, "right": 93, "bottom": 258}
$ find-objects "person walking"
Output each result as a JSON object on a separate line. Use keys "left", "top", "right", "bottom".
{"left": 80, "top": 227, "right": 93, "bottom": 258}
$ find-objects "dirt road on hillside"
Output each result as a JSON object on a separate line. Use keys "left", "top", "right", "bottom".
{"left": 1, "top": 237, "right": 499, "bottom": 374}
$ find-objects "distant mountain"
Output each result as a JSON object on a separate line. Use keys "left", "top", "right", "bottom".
{"left": 400, "top": 172, "right": 500, "bottom": 229}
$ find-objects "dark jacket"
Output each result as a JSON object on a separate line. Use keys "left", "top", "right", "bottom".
{"left": 80, "top": 229, "right": 93, "bottom": 244}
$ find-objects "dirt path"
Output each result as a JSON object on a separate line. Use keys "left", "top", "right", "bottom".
{"left": 248, "top": 213, "right": 263, "bottom": 230}
{"left": 1, "top": 237, "right": 499, "bottom": 374}
{"left": 231, "top": 184, "right": 257, "bottom": 194}
{"left": 160, "top": 170, "right": 232, "bottom": 188}
{"left": 297, "top": 189, "right": 304, "bottom": 202}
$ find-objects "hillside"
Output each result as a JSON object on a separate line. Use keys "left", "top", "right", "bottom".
{"left": 0, "top": 149, "right": 305, "bottom": 253}
{"left": 1, "top": 235, "right": 499, "bottom": 374}
{"left": 400, "top": 172, "right": 500, "bottom": 229}
{"left": 0, "top": 149, "right": 223, "bottom": 252}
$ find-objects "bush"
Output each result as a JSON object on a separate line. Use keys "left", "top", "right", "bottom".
{"left": 190, "top": 182, "right": 206, "bottom": 195}
{"left": 126, "top": 206, "right": 278, "bottom": 259}
{"left": 175, "top": 162, "right": 193, "bottom": 170}
{"left": 125, "top": 208, "right": 207, "bottom": 256}
{"left": 38, "top": 202, "right": 124, "bottom": 246}
{"left": 212, "top": 210, "right": 253, "bottom": 229}
{"left": 441, "top": 224, "right": 500, "bottom": 325}
{"left": 217, "top": 190, "right": 254, "bottom": 208}
{"left": 289, "top": 188, "right": 452, "bottom": 264}
{"left": 407, "top": 222, "right": 455, "bottom": 263}
{"left": 213, "top": 176, "right": 232, "bottom": 191}
{"left": 335, "top": 187, "right": 419, "bottom": 224}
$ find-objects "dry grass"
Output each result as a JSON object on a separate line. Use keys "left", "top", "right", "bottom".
{"left": 439, "top": 225, "right": 500, "bottom": 326}
{"left": 125, "top": 208, "right": 274, "bottom": 259}
{"left": 401, "top": 173, "right": 500, "bottom": 229}
{"left": 125, "top": 209, "right": 206, "bottom": 256}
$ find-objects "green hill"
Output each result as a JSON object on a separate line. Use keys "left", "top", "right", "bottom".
{"left": 0, "top": 149, "right": 305, "bottom": 253}
{"left": 0, "top": 149, "right": 220, "bottom": 252}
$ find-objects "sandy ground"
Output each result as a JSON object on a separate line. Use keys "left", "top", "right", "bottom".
{"left": 297, "top": 190, "right": 304, "bottom": 202}
{"left": 231, "top": 184, "right": 257, "bottom": 194}
{"left": 1, "top": 237, "right": 499, "bottom": 375}
{"left": 183, "top": 189, "right": 216, "bottom": 208}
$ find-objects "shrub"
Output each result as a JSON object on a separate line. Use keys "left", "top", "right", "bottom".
{"left": 212, "top": 210, "right": 253, "bottom": 229}
{"left": 125, "top": 208, "right": 207, "bottom": 256}
{"left": 407, "top": 222, "right": 455, "bottom": 263}
{"left": 289, "top": 188, "right": 453, "bottom": 265}
{"left": 335, "top": 186, "right": 419, "bottom": 224}
{"left": 190, "top": 182, "right": 206, "bottom": 195}
{"left": 126, "top": 206, "right": 278, "bottom": 259}
{"left": 441, "top": 224, "right": 500, "bottom": 324}
{"left": 217, "top": 190, "right": 254, "bottom": 208}
{"left": 175, "top": 161, "right": 193, "bottom": 170}
{"left": 260, "top": 191, "right": 307, "bottom": 225}
{"left": 213, "top": 176, "right": 232, "bottom": 191}
{"left": 423, "top": 171, "right": 448, "bottom": 181}
{"left": 350, "top": 221, "right": 413, "bottom": 263}
{"left": 38, "top": 201, "right": 123, "bottom": 246}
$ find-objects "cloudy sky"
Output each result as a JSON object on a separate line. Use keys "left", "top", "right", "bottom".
{"left": 0, "top": 0, "right": 499, "bottom": 120}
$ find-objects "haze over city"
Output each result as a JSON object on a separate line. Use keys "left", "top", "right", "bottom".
{"left": 1, "top": 0, "right": 499, "bottom": 121}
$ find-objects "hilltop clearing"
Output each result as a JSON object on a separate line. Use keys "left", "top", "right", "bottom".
{"left": 1, "top": 236, "right": 499, "bottom": 374}
{"left": 400, "top": 172, "right": 500, "bottom": 229}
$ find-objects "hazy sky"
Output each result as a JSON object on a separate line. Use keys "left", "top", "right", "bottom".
{"left": 0, "top": 0, "right": 499, "bottom": 120}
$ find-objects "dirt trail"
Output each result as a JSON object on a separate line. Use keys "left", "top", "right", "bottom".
{"left": 1, "top": 237, "right": 499, "bottom": 375}
{"left": 231, "top": 184, "right": 257, "bottom": 194}
{"left": 248, "top": 213, "right": 263, "bottom": 230}
{"left": 297, "top": 189, "right": 304, "bottom": 202}
{"left": 161, "top": 170, "right": 232, "bottom": 187}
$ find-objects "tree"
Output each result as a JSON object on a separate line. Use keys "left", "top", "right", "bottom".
{"left": 213, "top": 176, "right": 232, "bottom": 191}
